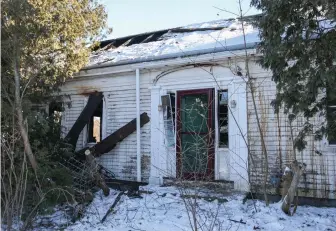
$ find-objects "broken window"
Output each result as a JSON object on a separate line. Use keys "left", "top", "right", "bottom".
{"left": 218, "top": 90, "right": 228, "bottom": 147}
{"left": 327, "top": 88, "right": 336, "bottom": 145}
{"left": 161, "top": 93, "right": 176, "bottom": 148}
{"left": 87, "top": 99, "right": 103, "bottom": 143}
{"left": 169, "top": 93, "right": 176, "bottom": 130}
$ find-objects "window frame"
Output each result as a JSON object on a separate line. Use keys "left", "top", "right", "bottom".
{"left": 326, "top": 84, "right": 336, "bottom": 145}
{"left": 161, "top": 93, "right": 176, "bottom": 149}
{"left": 217, "top": 89, "right": 229, "bottom": 148}
{"left": 83, "top": 94, "right": 105, "bottom": 146}
{"left": 87, "top": 115, "right": 102, "bottom": 143}
{"left": 327, "top": 105, "right": 336, "bottom": 145}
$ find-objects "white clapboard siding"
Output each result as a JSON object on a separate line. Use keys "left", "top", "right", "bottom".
{"left": 247, "top": 64, "right": 336, "bottom": 199}
{"left": 61, "top": 71, "right": 152, "bottom": 181}
{"left": 62, "top": 94, "right": 86, "bottom": 150}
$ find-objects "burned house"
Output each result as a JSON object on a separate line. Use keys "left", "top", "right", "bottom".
{"left": 58, "top": 17, "right": 336, "bottom": 200}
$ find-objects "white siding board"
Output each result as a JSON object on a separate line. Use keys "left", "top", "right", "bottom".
{"left": 61, "top": 94, "right": 86, "bottom": 150}
{"left": 61, "top": 71, "right": 152, "bottom": 182}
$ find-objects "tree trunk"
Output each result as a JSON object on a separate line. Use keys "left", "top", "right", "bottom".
{"left": 13, "top": 53, "right": 38, "bottom": 171}
{"left": 85, "top": 150, "right": 110, "bottom": 196}
{"left": 281, "top": 160, "right": 305, "bottom": 215}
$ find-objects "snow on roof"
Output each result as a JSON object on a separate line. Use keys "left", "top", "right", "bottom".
{"left": 181, "top": 18, "right": 237, "bottom": 29}
{"left": 89, "top": 18, "right": 260, "bottom": 67}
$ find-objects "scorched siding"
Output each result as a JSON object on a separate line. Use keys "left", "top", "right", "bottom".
{"left": 60, "top": 71, "right": 152, "bottom": 182}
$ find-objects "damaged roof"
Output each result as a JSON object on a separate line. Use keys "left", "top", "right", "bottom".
{"left": 88, "top": 15, "right": 261, "bottom": 68}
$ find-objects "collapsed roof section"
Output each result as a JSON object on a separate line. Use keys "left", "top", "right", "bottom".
{"left": 88, "top": 16, "right": 261, "bottom": 68}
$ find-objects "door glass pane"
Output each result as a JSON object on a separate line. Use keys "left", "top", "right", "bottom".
{"left": 181, "top": 134, "right": 208, "bottom": 174}
{"left": 181, "top": 94, "right": 208, "bottom": 133}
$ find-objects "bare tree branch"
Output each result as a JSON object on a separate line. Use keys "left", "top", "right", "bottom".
{"left": 213, "top": 6, "right": 239, "bottom": 17}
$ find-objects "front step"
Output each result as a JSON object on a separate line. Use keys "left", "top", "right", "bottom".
{"left": 162, "top": 178, "right": 234, "bottom": 194}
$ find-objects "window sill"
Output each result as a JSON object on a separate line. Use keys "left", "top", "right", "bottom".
{"left": 217, "top": 147, "right": 229, "bottom": 151}
{"left": 85, "top": 142, "right": 97, "bottom": 148}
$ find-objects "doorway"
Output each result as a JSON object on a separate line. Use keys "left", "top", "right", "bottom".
{"left": 176, "top": 88, "right": 214, "bottom": 180}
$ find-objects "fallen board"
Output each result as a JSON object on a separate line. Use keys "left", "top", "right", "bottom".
{"left": 99, "top": 162, "right": 148, "bottom": 192}
{"left": 104, "top": 178, "right": 147, "bottom": 192}
{"left": 77, "top": 112, "right": 150, "bottom": 158}
{"left": 101, "top": 191, "right": 124, "bottom": 223}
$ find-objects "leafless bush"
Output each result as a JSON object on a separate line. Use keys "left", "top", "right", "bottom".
{"left": 1, "top": 130, "right": 28, "bottom": 231}
{"left": 0, "top": 111, "right": 80, "bottom": 230}
{"left": 1, "top": 130, "right": 78, "bottom": 230}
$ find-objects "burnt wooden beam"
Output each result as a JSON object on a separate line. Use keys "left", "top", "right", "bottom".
{"left": 77, "top": 112, "right": 150, "bottom": 158}
{"left": 104, "top": 178, "right": 147, "bottom": 192}
{"left": 170, "top": 27, "right": 226, "bottom": 33}
{"left": 121, "top": 37, "right": 136, "bottom": 46}
{"left": 140, "top": 31, "right": 166, "bottom": 44}
{"left": 93, "top": 112, "right": 150, "bottom": 156}
{"left": 140, "top": 34, "right": 155, "bottom": 44}
{"left": 65, "top": 92, "right": 103, "bottom": 148}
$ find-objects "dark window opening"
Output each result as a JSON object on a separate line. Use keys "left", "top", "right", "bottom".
{"left": 327, "top": 88, "right": 336, "bottom": 145}
{"left": 49, "top": 101, "right": 63, "bottom": 123}
{"left": 87, "top": 100, "right": 103, "bottom": 143}
{"left": 218, "top": 90, "right": 228, "bottom": 147}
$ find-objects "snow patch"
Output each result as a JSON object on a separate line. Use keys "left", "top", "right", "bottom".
{"left": 182, "top": 19, "right": 236, "bottom": 29}
{"left": 284, "top": 166, "right": 292, "bottom": 175}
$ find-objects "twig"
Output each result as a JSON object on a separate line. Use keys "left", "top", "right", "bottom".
{"left": 101, "top": 191, "right": 124, "bottom": 223}
{"left": 213, "top": 6, "right": 239, "bottom": 17}
{"left": 228, "top": 219, "right": 246, "bottom": 224}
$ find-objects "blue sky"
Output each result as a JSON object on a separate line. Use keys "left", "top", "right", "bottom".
{"left": 102, "top": 0, "right": 259, "bottom": 39}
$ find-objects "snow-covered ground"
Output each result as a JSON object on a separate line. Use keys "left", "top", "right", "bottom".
{"left": 40, "top": 186, "right": 336, "bottom": 231}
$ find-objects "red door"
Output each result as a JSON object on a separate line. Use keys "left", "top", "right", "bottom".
{"left": 176, "top": 88, "right": 214, "bottom": 180}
